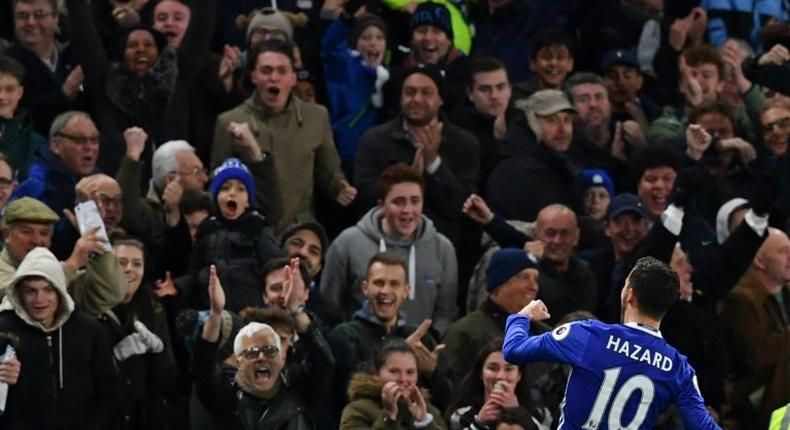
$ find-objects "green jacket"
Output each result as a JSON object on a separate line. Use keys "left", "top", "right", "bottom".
{"left": 340, "top": 372, "right": 447, "bottom": 430}
{"left": 648, "top": 85, "right": 767, "bottom": 145}
{"left": 212, "top": 94, "right": 346, "bottom": 235}
{"left": 0, "top": 247, "right": 125, "bottom": 317}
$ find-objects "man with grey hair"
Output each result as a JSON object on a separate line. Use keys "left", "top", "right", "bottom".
{"left": 487, "top": 89, "right": 581, "bottom": 222}
{"left": 11, "top": 110, "right": 101, "bottom": 257}
{"left": 116, "top": 127, "right": 208, "bottom": 246}
{"left": 194, "top": 265, "right": 314, "bottom": 428}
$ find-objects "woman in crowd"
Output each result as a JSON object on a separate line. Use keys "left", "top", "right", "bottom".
{"left": 340, "top": 338, "right": 447, "bottom": 429}
{"left": 445, "top": 339, "right": 549, "bottom": 430}
{"left": 99, "top": 236, "right": 178, "bottom": 429}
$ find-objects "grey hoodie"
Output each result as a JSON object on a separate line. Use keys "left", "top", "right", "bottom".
{"left": 320, "top": 207, "right": 458, "bottom": 335}
{"left": 0, "top": 247, "right": 74, "bottom": 332}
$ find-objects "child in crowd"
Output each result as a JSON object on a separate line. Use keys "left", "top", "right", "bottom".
{"left": 175, "top": 158, "right": 283, "bottom": 313}
{"left": 321, "top": 2, "right": 390, "bottom": 177}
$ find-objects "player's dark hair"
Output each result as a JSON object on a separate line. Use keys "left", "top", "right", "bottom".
{"left": 627, "top": 256, "right": 679, "bottom": 319}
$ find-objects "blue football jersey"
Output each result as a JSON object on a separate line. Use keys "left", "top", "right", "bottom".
{"left": 503, "top": 314, "right": 721, "bottom": 430}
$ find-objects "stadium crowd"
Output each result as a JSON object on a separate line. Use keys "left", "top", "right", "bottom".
{"left": 0, "top": 0, "right": 788, "bottom": 428}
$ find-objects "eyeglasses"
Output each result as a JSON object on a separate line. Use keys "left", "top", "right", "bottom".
{"left": 56, "top": 133, "right": 100, "bottom": 145}
{"left": 177, "top": 166, "right": 208, "bottom": 177}
{"left": 239, "top": 345, "right": 279, "bottom": 360}
{"left": 97, "top": 193, "right": 122, "bottom": 208}
{"left": 14, "top": 10, "right": 54, "bottom": 21}
{"left": 763, "top": 117, "right": 790, "bottom": 133}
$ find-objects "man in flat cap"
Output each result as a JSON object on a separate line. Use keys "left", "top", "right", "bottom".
{"left": 0, "top": 197, "right": 125, "bottom": 316}
{"left": 486, "top": 89, "right": 581, "bottom": 222}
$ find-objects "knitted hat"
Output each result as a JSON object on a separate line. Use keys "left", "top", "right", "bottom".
{"left": 580, "top": 169, "right": 615, "bottom": 198}
{"left": 349, "top": 13, "right": 388, "bottom": 48}
{"left": 409, "top": 2, "right": 453, "bottom": 41}
{"left": 246, "top": 8, "right": 294, "bottom": 42}
{"left": 485, "top": 248, "right": 539, "bottom": 292}
{"left": 401, "top": 63, "right": 446, "bottom": 101}
{"left": 210, "top": 158, "right": 256, "bottom": 203}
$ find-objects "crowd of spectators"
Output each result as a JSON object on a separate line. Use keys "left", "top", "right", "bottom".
{"left": 0, "top": 0, "right": 789, "bottom": 429}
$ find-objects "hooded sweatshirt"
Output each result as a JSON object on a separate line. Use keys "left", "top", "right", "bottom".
{"left": 0, "top": 247, "right": 121, "bottom": 430}
{"left": 320, "top": 207, "right": 458, "bottom": 335}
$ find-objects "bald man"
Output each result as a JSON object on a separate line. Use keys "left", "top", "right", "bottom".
{"left": 530, "top": 204, "right": 598, "bottom": 324}
{"left": 75, "top": 174, "right": 123, "bottom": 232}
{"left": 721, "top": 228, "right": 790, "bottom": 427}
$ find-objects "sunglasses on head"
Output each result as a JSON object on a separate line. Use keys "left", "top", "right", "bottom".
{"left": 240, "top": 345, "right": 279, "bottom": 360}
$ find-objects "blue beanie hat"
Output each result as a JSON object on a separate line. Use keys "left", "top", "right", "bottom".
{"left": 210, "top": 158, "right": 256, "bottom": 203}
{"left": 580, "top": 169, "right": 615, "bottom": 198}
{"left": 409, "top": 2, "right": 453, "bottom": 41}
{"left": 486, "top": 248, "right": 540, "bottom": 292}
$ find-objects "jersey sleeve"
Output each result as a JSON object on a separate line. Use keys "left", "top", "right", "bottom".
{"left": 503, "top": 314, "right": 591, "bottom": 367}
{"left": 674, "top": 364, "right": 723, "bottom": 430}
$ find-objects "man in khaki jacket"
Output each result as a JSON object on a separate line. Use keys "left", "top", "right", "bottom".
{"left": 0, "top": 197, "right": 125, "bottom": 317}
{"left": 212, "top": 40, "right": 356, "bottom": 234}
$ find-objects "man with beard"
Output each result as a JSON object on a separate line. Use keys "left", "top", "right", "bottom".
{"left": 195, "top": 264, "right": 315, "bottom": 429}
{"left": 566, "top": 72, "right": 641, "bottom": 190}
{"left": 211, "top": 40, "right": 356, "bottom": 235}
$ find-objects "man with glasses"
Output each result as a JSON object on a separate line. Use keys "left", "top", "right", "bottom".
{"left": 12, "top": 110, "right": 101, "bottom": 257}
{"left": 195, "top": 265, "right": 315, "bottom": 429}
{"left": 3, "top": 0, "right": 84, "bottom": 135}
{"left": 74, "top": 173, "right": 123, "bottom": 234}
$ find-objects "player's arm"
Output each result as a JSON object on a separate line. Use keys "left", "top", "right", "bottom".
{"left": 503, "top": 300, "right": 585, "bottom": 366}
{"left": 675, "top": 367, "right": 723, "bottom": 430}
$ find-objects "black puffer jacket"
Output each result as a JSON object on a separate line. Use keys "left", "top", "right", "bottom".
{"left": 177, "top": 210, "right": 284, "bottom": 313}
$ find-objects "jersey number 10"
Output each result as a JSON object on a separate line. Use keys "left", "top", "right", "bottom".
{"left": 582, "top": 366, "right": 656, "bottom": 430}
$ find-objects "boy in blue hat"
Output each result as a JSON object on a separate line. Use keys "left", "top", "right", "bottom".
{"left": 175, "top": 158, "right": 283, "bottom": 313}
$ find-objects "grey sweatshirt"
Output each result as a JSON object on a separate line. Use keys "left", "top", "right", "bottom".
{"left": 320, "top": 207, "right": 458, "bottom": 335}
